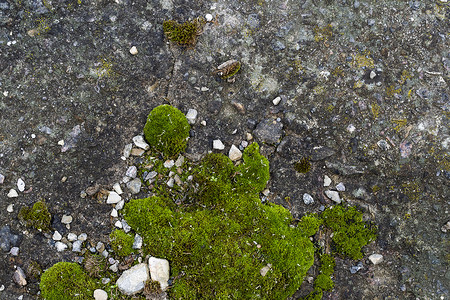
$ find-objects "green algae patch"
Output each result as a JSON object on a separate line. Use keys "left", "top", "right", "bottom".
{"left": 143, "top": 104, "right": 190, "bottom": 157}
{"left": 322, "top": 205, "right": 377, "bottom": 260}
{"left": 17, "top": 200, "right": 52, "bottom": 232}
{"left": 124, "top": 144, "right": 317, "bottom": 299}
{"left": 40, "top": 262, "right": 97, "bottom": 300}
{"left": 163, "top": 18, "right": 205, "bottom": 47}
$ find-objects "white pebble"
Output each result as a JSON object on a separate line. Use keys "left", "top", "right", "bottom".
{"left": 57, "top": 140, "right": 65, "bottom": 146}
{"left": 114, "top": 220, "right": 123, "bottom": 228}
{"left": 370, "top": 70, "right": 376, "bottom": 79}
{"left": 166, "top": 178, "right": 174, "bottom": 188}
{"left": 107, "top": 191, "right": 122, "bottom": 204}
{"left": 186, "top": 109, "right": 198, "bottom": 124}
{"left": 369, "top": 254, "right": 383, "bottom": 265}
{"left": 347, "top": 124, "right": 356, "bottom": 133}
{"left": 123, "top": 143, "right": 133, "bottom": 158}
{"left": 325, "top": 190, "right": 341, "bottom": 204}
{"left": 111, "top": 208, "right": 118, "bottom": 218}
{"left": 213, "top": 139, "right": 225, "bottom": 150}
{"left": 0, "top": 173, "right": 4, "bottom": 184}
{"left": 113, "top": 183, "right": 123, "bottom": 195}
{"left": 52, "top": 231, "right": 62, "bottom": 241}
{"left": 7, "top": 189, "right": 18, "bottom": 198}
{"left": 125, "top": 166, "right": 137, "bottom": 178}
{"left": 205, "top": 13, "right": 213, "bottom": 22}
{"left": 272, "top": 96, "right": 281, "bottom": 105}
{"left": 336, "top": 182, "right": 346, "bottom": 192}
{"left": 67, "top": 233, "right": 78, "bottom": 241}
{"left": 201, "top": 120, "right": 206, "bottom": 126}
{"left": 323, "top": 175, "right": 332, "bottom": 187}
{"left": 115, "top": 200, "right": 125, "bottom": 210}
{"left": 17, "top": 178, "right": 25, "bottom": 192}
{"left": 133, "top": 234, "right": 143, "bottom": 249}
{"left": 164, "top": 160, "right": 175, "bottom": 168}
{"left": 303, "top": 193, "right": 314, "bottom": 205}
{"left": 10, "top": 247, "right": 19, "bottom": 256}
{"left": 200, "top": 86, "right": 209, "bottom": 92}
{"left": 72, "top": 240, "right": 82, "bottom": 252}
{"left": 228, "top": 145, "right": 242, "bottom": 161}
{"left": 55, "top": 242, "right": 68, "bottom": 252}
{"left": 7, "top": 204, "right": 14, "bottom": 213}
{"left": 61, "top": 215, "right": 73, "bottom": 224}
{"left": 78, "top": 233, "right": 88, "bottom": 241}
{"left": 129, "top": 46, "right": 138, "bottom": 55}
{"left": 175, "top": 155, "right": 185, "bottom": 167}
{"left": 132, "top": 136, "right": 149, "bottom": 150}
{"left": 94, "top": 289, "right": 108, "bottom": 300}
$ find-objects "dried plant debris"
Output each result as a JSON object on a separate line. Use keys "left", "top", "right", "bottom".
{"left": 214, "top": 59, "right": 241, "bottom": 82}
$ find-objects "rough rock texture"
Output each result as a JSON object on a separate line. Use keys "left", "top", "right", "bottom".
{"left": 0, "top": 0, "right": 448, "bottom": 299}
{"left": 116, "top": 263, "right": 149, "bottom": 295}
{"left": 148, "top": 257, "right": 170, "bottom": 291}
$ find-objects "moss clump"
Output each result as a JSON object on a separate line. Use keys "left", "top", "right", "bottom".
{"left": 40, "top": 262, "right": 97, "bottom": 300}
{"left": 17, "top": 200, "right": 52, "bottom": 232}
{"left": 109, "top": 230, "right": 134, "bottom": 257}
{"left": 297, "top": 213, "right": 323, "bottom": 237}
{"left": 322, "top": 205, "right": 377, "bottom": 260}
{"left": 124, "top": 143, "right": 316, "bottom": 299}
{"left": 163, "top": 18, "right": 205, "bottom": 47}
{"left": 294, "top": 157, "right": 311, "bottom": 173}
{"left": 143, "top": 105, "right": 190, "bottom": 157}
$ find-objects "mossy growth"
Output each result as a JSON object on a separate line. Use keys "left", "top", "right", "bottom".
{"left": 143, "top": 104, "right": 190, "bottom": 158}
{"left": 123, "top": 143, "right": 317, "bottom": 299}
{"left": 109, "top": 229, "right": 134, "bottom": 257}
{"left": 40, "top": 262, "right": 97, "bottom": 300}
{"left": 294, "top": 157, "right": 311, "bottom": 173}
{"left": 297, "top": 213, "right": 323, "bottom": 237}
{"left": 17, "top": 200, "right": 52, "bottom": 232}
{"left": 322, "top": 205, "right": 377, "bottom": 260}
{"left": 163, "top": 18, "right": 205, "bottom": 47}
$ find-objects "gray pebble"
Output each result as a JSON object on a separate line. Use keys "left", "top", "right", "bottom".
{"left": 303, "top": 193, "right": 314, "bottom": 205}
{"left": 13, "top": 267, "right": 27, "bottom": 286}
{"left": 10, "top": 247, "right": 19, "bottom": 256}
{"left": 350, "top": 261, "right": 364, "bottom": 274}
{"left": 122, "top": 220, "right": 131, "bottom": 233}
{"left": 133, "top": 234, "right": 143, "bottom": 249}
{"left": 127, "top": 178, "right": 141, "bottom": 194}
{"left": 0, "top": 173, "right": 4, "bottom": 184}
{"left": 336, "top": 182, "right": 346, "bottom": 192}
{"left": 72, "top": 240, "right": 82, "bottom": 252}
{"left": 78, "top": 233, "right": 87, "bottom": 241}
{"left": 125, "top": 166, "right": 137, "bottom": 178}
{"left": 0, "top": 225, "right": 21, "bottom": 252}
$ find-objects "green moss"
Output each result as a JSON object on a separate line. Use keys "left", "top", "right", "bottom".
{"left": 303, "top": 287, "right": 323, "bottom": 300}
{"left": 314, "top": 274, "right": 334, "bottom": 291}
{"left": 297, "top": 213, "right": 323, "bottom": 237}
{"left": 109, "top": 230, "right": 134, "bottom": 257}
{"left": 294, "top": 157, "right": 311, "bottom": 173}
{"left": 163, "top": 18, "right": 205, "bottom": 47}
{"left": 143, "top": 105, "right": 190, "bottom": 157}
{"left": 40, "top": 262, "right": 97, "bottom": 300}
{"left": 318, "top": 253, "right": 335, "bottom": 276}
{"left": 123, "top": 143, "right": 315, "bottom": 299}
{"left": 322, "top": 205, "right": 377, "bottom": 260}
{"left": 17, "top": 200, "right": 52, "bottom": 232}
{"left": 235, "top": 142, "right": 270, "bottom": 193}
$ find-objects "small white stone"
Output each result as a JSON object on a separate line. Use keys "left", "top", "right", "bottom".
{"left": 78, "top": 233, "right": 88, "bottom": 241}
{"left": 213, "top": 139, "right": 225, "bottom": 150}
{"left": 17, "top": 178, "right": 25, "bottom": 192}
{"left": 7, "top": 189, "right": 18, "bottom": 198}
{"left": 117, "top": 263, "right": 149, "bottom": 295}
{"left": 200, "top": 86, "right": 209, "bottom": 92}
{"left": 186, "top": 109, "right": 198, "bottom": 124}
{"left": 132, "top": 136, "right": 149, "bottom": 150}
{"left": 107, "top": 191, "right": 122, "bottom": 204}
{"left": 58, "top": 139, "right": 65, "bottom": 146}
{"left": 272, "top": 96, "right": 281, "bottom": 105}
{"left": 113, "top": 183, "right": 123, "bottom": 195}
{"left": 123, "top": 143, "right": 133, "bottom": 158}
{"left": 323, "top": 175, "right": 332, "bottom": 187}
{"left": 129, "top": 46, "right": 138, "bottom": 55}
{"left": 336, "top": 182, "right": 346, "bottom": 192}
{"left": 347, "top": 124, "right": 356, "bottom": 133}
{"left": 109, "top": 263, "right": 118, "bottom": 272}
{"left": 116, "top": 200, "right": 125, "bottom": 210}
{"left": 369, "top": 254, "right": 383, "bottom": 265}
{"left": 55, "top": 242, "right": 68, "bottom": 252}
{"left": 72, "top": 240, "right": 82, "bottom": 252}
{"left": 164, "top": 160, "right": 175, "bottom": 168}
{"left": 94, "top": 289, "right": 108, "bottom": 300}
{"left": 67, "top": 233, "right": 78, "bottom": 241}
{"left": 111, "top": 208, "right": 118, "bottom": 218}
{"left": 148, "top": 257, "right": 170, "bottom": 291}
{"left": 262, "top": 189, "right": 270, "bottom": 196}
{"left": 125, "top": 166, "right": 137, "bottom": 178}
{"left": 260, "top": 263, "right": 272, "bottom": 276}
{"left": 205, "top": 13, "right": 213, "bottom": 22}
{"left": 13, "top": 267, "right": 27, "bottom": 286}
{"left": 166, "top": 177, "right": 174, "bottom": 188}
{"left": 61, "top": 215, "right": 73, "bottom": 224}
{"left": 10, "top": 247, "right": 19, "bottom": 256}
{"left": 228, "top": 145, "right": 242, "bottom": 161}
{"left": 175, "top": 155, "right": 185, "bottom": 167}
{"left": 370, "top": 70, "right": 376, "bottom": 79}
{"left": 201, "top": 120, "right": 206, "bottom": 126}
{"left": 133, "top": 234, "right": 143, "bottom": 249}
{"left": 0, "top": 285, "right": 4, "bottom": 291}
{"left": 7, "top": 204, "right": 14, "bottom": 213}
{"left": 325, "top": 190, "right": 341, "bottom": 204}
{"left": 52, "top": 231, "right": 62, "bottom": 241}
{"left": 0, "top": 173, "right": 4, "bottom": 184}
{"left": 303, "top": 193, "right": 314, "bottom": 205}
{"left": 114, "top": 220, "right": 123, "bottom": 228}
{"left": 246, "top": 132, "right": 253, "bottom": 140}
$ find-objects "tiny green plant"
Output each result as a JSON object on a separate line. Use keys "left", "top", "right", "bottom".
{"left": 163, "top": 18, "right": 205, "bottom": 47}
{"left": 109, "top": 229, "right": 134, "bottom": 257}
{"left": 17, "top": 200, "right": 52, "bottom": 232}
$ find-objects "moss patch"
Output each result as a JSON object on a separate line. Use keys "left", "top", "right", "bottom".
{"left": 143, "top": 104, "right": 190, "bottom": 158}
{"left": 163, "top": 18, "right": 205, "bottom": 47}
{"left": 110, "top": 229, "right": 134, "bottom": 257}
{"left": 17, "top": 200, "right": 52, "bottom": 232}
{"left": 322, "top": 205, "right": 377, "bottom": 260}
{"left": 124, "top": 144, "right": 317, "bottom": 299}
{"left": 40, "top": 262, "right": 97, "bottom": 300}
